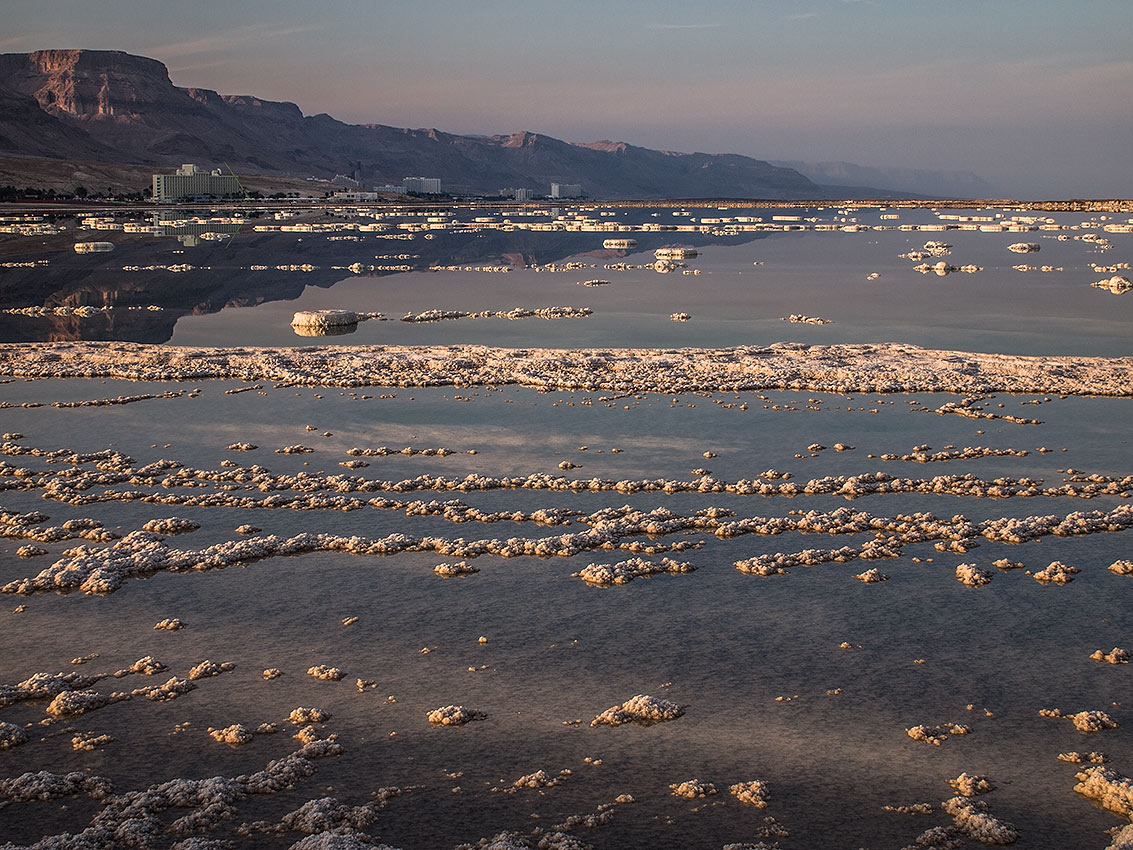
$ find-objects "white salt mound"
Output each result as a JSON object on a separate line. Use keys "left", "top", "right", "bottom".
{"left": 670, "top": 778, "right": 717, "bottom": 798}
{"left": 427, "top": 705, "right": 487, "bottom": 726}
{"left": 729, "top": 780, "right": 770, "bottom": 808}
{"left": 591, "top": 694, "right": 685, "bottom": 727}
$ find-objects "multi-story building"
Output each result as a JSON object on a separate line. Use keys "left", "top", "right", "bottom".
{"left": 403, "top": 177, "right": 442, "bottom": 194}
{"left": 550, "top": 182, "right": 582, "bottom": 199}
{"left": 152, "top": 164, "right": 241, "bottom": 202}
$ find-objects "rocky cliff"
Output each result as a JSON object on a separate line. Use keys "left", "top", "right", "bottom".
{"left": 0, "top": 49, "right": 959, "bottom": 199}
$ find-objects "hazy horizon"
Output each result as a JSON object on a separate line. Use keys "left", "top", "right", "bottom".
{"left": 4, "top": 0, "right": 1132, "bottom": 199}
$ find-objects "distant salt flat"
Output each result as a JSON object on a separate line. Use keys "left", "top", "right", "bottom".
{"left": 2, "top": 341, "right": 1131, "bottom": 396}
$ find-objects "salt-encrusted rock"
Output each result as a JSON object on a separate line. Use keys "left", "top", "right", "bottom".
{"left": 264, "top": 668, "right": 283, "bottom": 680}
{"left": 907, "top": 725, "right": 948, "bottom": 746}
{"left": 512, "top": 769, "right": 560, "bottom": 789}
{"left": 949, "top": 773, "right": 994, "bottom": 796}
{"left": 0, "top": 720, "right": 28, "bottom": 749}
{"left": 729, "top": 780, "right": 770, "bottom": 808}
{"left": 16, "top": 545, "right": 47, "bottom": 557}
{"left": 307, "top": 665, "right": 345, "bottom": 681}
{"left": 134, "top": 676, "right": 194, "bottom": 702}
{"left": 124, "top": 655, "right": 167, "bottom": 676}
{"left": 1070, "top": 710, "right": 1120, "bottom": 733}
{"left": 1105, "top": 824, "right": 1133, "bottom": 850}
{"left": 941, "top": 796, "right": 1019, "bottom": 844}
{"left": 1109, "top": 560, "right": 1133, "bottom": 575}
{"left": 1090, "top": 647, "right": 1130, "bottom": 664}
{"left": 574, "top": 557, "right": 696, "bottom": 585}
{"left": 955, "top": 563, "right": 992, "bottom": 587}
{"left": 427, "top": 705, "right": 487, "bottom": 726}
{"left": 142, "top": 517, "right": 201, "bottom": 534}
{"left": 1007, "top": 242, "right": 1040, "bottom": 253}
{"left": 1033, "top": 561, "right": 1079, "bottom": 584}
{"left": 0, "top": 769, "right": 113, "bottom": 802}
{"left": 289, "top": 707, "right": 331, "bottom": 725}
{"left": 71, "top": 731, "right": 113, "bottom": 750}
{"left": 280, "top": 795, "right": 376, "bottom": 833}
{"left": 1057, "top": 751, "right": 1107, "bottom": 763}
{"left": 208, "top": 724, "right": 253, "bottom": 746}
{"left": 591, "top": 694, "right": 685, "bottom": 727}
{"left": 188, "top": 659, "right": 235, "bottom": 680}
{"left": 226, "top": 442, "right": 258, "bottom": 451}
{"left": 1073, "top": 765, "right": 1133, "bottom": 819}
{"left": 854, "top": 568, "right": 888, "bottom": 583}
{"left": 288, "top": 830, "right": 397, "bottom": 849}
{"left": 434, "top": 561, "right": 479, "bottom": 577}
{"left": 235, "top": 524, "right": 262, "bottom": 534}
{"left": 46, "top": 689, "right": 111, "bottom": 717}
{"left": 670, "top": 778, "right": 717, "bottom": 798}
{"left": 153, "top": 617, "right": 185, "bottom": 630}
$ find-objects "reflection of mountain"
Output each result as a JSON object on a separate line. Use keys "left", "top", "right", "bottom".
{"left": 0, "top": 221, "right": 771, "bottom": 343}
{"left": 0, "top": 49, "right": 858, "bottom": 200}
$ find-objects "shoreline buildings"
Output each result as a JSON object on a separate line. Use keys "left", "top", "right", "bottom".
{"left": 152, "top": 164, "right": 240, "bottom": 202}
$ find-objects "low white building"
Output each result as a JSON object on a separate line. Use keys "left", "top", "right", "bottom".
{"left": 404, "top": 177, "right": 442, "bottom": 194}
{"left": 550, "top": 182, "right": 582, "bottom": 199}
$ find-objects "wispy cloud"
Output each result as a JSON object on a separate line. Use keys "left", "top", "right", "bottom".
{"left": 787, "top": 12, "right": 819, "bottom": 20}
{"left": 147, "top": 24, "right": 317, "bottom": 60}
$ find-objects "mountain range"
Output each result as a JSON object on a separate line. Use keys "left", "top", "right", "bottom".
{"left": 0, "top": 49, "right": 993, "bottom": 199}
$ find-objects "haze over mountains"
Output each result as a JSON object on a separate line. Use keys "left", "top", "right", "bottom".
{"left": 0, "top": 49, "right": 993, "bottom": 199}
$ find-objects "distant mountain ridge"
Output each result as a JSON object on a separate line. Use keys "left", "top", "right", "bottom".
{"left": 769, "top": 159, "right": 994, "bottom": 199}
{"left": 0, "top": 49, "right": 986, "bottom": 199}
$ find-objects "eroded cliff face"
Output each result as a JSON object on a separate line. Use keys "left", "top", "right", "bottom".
{"left": 0, "top": 50, "right": 176, "bottom": 121}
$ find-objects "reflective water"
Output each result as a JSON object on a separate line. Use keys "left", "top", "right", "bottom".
{"left": 0, "top": 204, "right": 1131, "bottom": 849}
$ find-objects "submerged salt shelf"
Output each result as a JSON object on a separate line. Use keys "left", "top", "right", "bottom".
{"left": 0, "top": 202, "right": 1130, "bottom": 849}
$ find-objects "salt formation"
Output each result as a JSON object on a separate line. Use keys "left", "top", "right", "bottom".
{"left": 427, "top": 705, "right": 487, "bottom": 725}
{"left": 1033, "top": 561, "right": 1079, "bottom": 584}
{"left": 307, "top": 665, "right": 345, "bottom": 681}
{"left": 1041, "top": 708, "right": 1120, "bottom": 733}
{"left": 263, "top": 668, "right": 283, "bottom": 680}
{"left": 949, "top": 774, "right": 994, "bottom": 796}
{"left": 71, "top": 731, "right": 113, "bottom": 750}
{"left": 512, "top": 769, "right": 562, "bottom": 789}
{"left": 729, "top": 780, "right": 770, "bottom": 808}
{"left": 782, "top": 314, "right": 831, "bottom": 324}
{"left": 854, "top": 568, "right": 888, "bottom": 583}
{"left": 1057, "top": 752, "right": 1107, "bottom": 763}
{"left": 133, "top": 676, "right": 194, "bottom": 702}
{"left": 288, "top": 707, "right": 331, "bottom": 724}
{"left": 1109, "top": 560, "right": 1133, "bottom": 575}
{"left": 291, "top": 310, "right": 386, "bottom": 333}
{"left": 670, "top": 778, "right": 717, "bottom": 798}
{"left": 2, "top": 341, "right": 1131, "bottom": 397}
{"left": 670, "top": 312, "right": 692, "bottom": 322}
{"left": 400, "top": 306, "right": 591, "bottom": 322}
{"left": 1007, "top": 242, "right": 1040, "bottom": 253}
{"left": 188, "top": 660, "right": 235, "bottom": 680}
{"left": 941, "top": 796, "right": 1019, "bottom": 844}
{"left": 153, "top": 618, "right": 185, "bottom": 630}
{"left": 573, "top": 557, "right": 696, "bottom": 585}
{"left": 955, "top": 564, "right": 993, "bottom": 587}
{"left": 591, "top": 694, "right": 684, "bottom": 726}
{"left": 1073, "top": 766, "right": 1133, "bottom": 819}
{"left": 1090, "top": 647, "right": 1130, "bottom": 664}
{"left": 906, "top": 723, "right": 972, "bottom": 746}
{"left": 1092, "top": 275, "right": 1132, "bottom": 294}
{"left": 142, "top": 517, "right": 201, "bottom": 534}
{"left": 0, "top": 720, "right": 28, "bottom": 749}
{"left": 208, "top": 724, "right": 254, "bottom": 745}
{"left": 434, "top": 561, "right": 479, "bottom": 577}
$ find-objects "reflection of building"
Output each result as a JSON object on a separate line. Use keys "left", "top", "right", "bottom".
{"left": 403, "top": 177, "right": 441, "bottom": 194}
{"left": 152, "top": 164, "right": 241, "bottom": 202}
{"left": 550, "top": 182, "right": 582, "bottom": 199}
{"left": 151, "top": 213, "right": 243, "bottom": 247}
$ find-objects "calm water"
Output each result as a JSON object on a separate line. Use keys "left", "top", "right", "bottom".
{"left": 0, "top": 205, "right": 1131, "bottom": 849}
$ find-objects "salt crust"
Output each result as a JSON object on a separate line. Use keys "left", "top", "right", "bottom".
{"left": 188, "top": 660, "right": 236, "bottom": 680}
{"left": 141, "top": 516, "right": 201, "bottom": 534}
{"left": 955, "top": 564, "right": 993, "bottom": 587}
{"left": 0, "top": 720, "right": 28, "bottom": 749}
{"left": 729, "top": 780, "right": 770, "bottom": 808}
{"left": 427, "top": 705, "right": 487, "bottom": 726}
{"left": 289, "top": 707, "right": 331, "bottom": 725}
{"left": 591, "top": 694, "right": 684, "bottom": 727}
{"left": 1040, "top": 708, "right": 1120, "bottom": 733}
{"left": 573, "top": 557, "right": 696, "bottom": 585}
{"left": 307, "top": 665, "right": 345, "bottom": 681}
{"left": 0, "top": 736, "right": 344, "bottom": 848}
{"left": 1032, "top": 560, "right": 1079, "bottom": 584}
{"left": 949, "top": 773, "right": 994, "bottom": 796}
{"left": 1091, "top": 648, "right": 1130, "bottom": 664}
{"left": 208, "top": 724, "right": 253, "bottom": 746}
{"left": 3, "top": 341, "right": 1131, "bottom": 397}
{"left": 1073, "top": 766, "right": 1133, "bottom": 819}
{"left": 906, "top": 723, "right": 972, "bottom": 746}
{"left": 941, "top": 796, "right": 1019, "bottom": 844}
{"left": 71, "top": 731, "right": 113, "bottom": 750}
{"left": 434, "top": 561, "right": 479, "bottom": 577}
{"left": 10, "top": 499, "right": 1132, "bottom": 596}
{"left": 670, "top": 779, "right": 717, "bottom": 799}
{"left": 854, "top": 568, "right": 888, "bottom": 583}
{"left": 153, "top": 617, "right": 185, "bottom": 630}
{"left": 1057, "top": 751, "right": 1107, "bottom": 763}
{"left": 1111, "top": 560, "right": 1133, "bottom": 575}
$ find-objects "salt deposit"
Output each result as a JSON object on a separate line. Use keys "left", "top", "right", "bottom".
{"left": 142, "top": 516, "right": 201, "bottom": 534}
{"left": 591, "top": 694, "right": 684, "bottom": 726}
{"left": 1033, "top": 561, "right": 1079, "bottom": 584}
{"left": 153, "top": 618, "right": 185, "bottom": 630}
{"left": 434, "top": 561, "right": 479, "bottom": 577}
{"left": 949, "top": 773, "right": 994, "bottom": 796}
{"left": 307, "top": 665, "right": 345, "bottom": 681}
{"left": 1109, "top": 560, "right": 1133, "bottom": 575}
{"left": 3, "top": 341, "right": 1129, "bottom": 397}
{"left": 71, "top": 731, "right": 113, "bottom": 750}
{"left": 288, "top": 707, "right": 331, "bottom": 724}
{"left": 1007, "top": 242, "right": 1040, "bottom": 253}
{"left": 188, "top": 660, "right": 235, "bottom": 680}
{"left": 1042, "top": 708, "right": 1120, "bottom": 733}
{"left": 1073, "top": 766, "right": 1133, "bottom": 819}
{"left": 208, "top": 724, "right": 254, "bottom": 745}
{"left": 1091, "top": 275, "right": 1132, "bottom": 294}
{"left": 573, "top": 557, "right": 696, "bottom": 585}
{"left": 941, "top": 796, "right": 1019, "bottom": 844}
{"left": 1090, "top": 647, "right": 1129, "bottom": 664}
{"left": 0, "top": 720, "right": 28, "bottom": 749}
{"left": 955, "top": 564, "right": 993, "bottom": 587}
{"left": 427, "top": 705, "right": 487, "bottom": 726}
{"left": 729, "top": 780, "right": 770, "bottom": 808}
{"left": 670, "top": 778, "right": 717, "bottom": 798}
{"left": 854, "top": 568, "right": 889, "bottom": 583}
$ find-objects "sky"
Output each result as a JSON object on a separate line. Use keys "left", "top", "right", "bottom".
{"left": 4, "top": 0, "right": 1132, "bottom": 198}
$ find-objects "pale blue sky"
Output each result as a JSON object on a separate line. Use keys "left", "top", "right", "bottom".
{"left": 4, "top": 0, "right": 1131, "bottom": 197}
